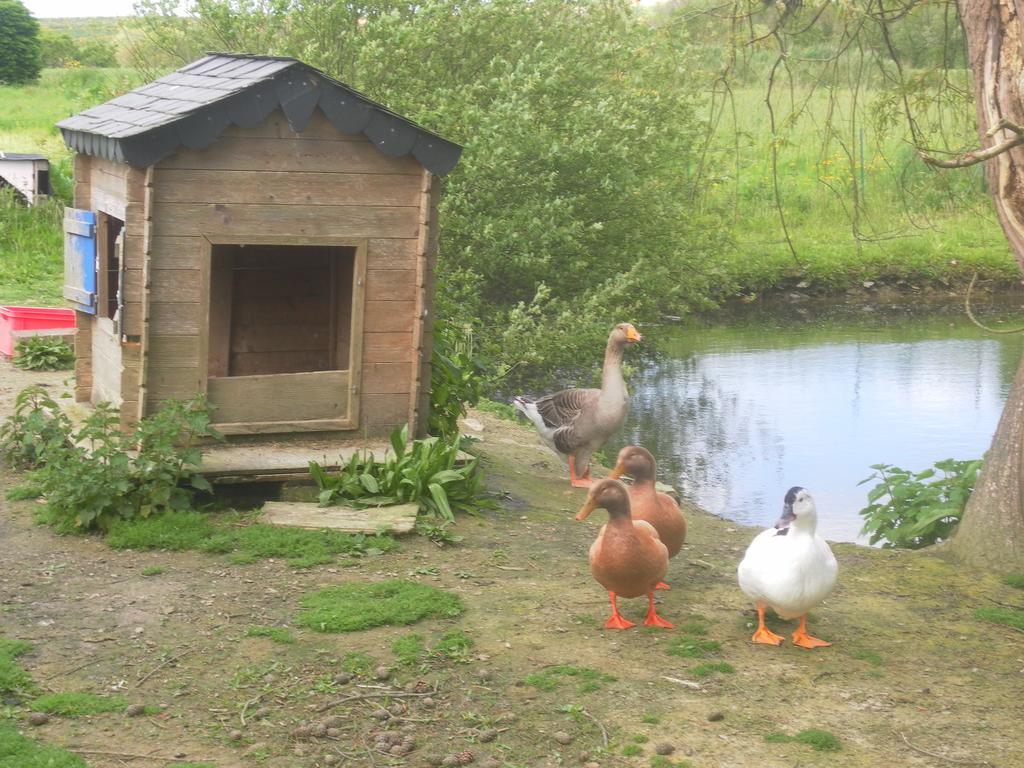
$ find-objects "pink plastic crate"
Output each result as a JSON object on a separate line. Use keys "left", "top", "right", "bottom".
{"left": 0, "top": 306, "right": 76, "bottom": 357}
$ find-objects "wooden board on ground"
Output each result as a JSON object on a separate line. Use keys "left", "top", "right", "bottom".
{"left": 197, "top": 440, "right": 473, "bottom": 483}
{"left": 261, "top": 501, "right": 418, "bottom": 534}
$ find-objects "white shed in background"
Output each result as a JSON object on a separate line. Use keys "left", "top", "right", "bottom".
{"left": 0, "top": 152, "right": 51, "bottom": 205}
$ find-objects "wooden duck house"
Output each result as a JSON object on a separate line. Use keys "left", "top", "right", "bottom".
{"left": 58, "top": 54, "right": 461, "bottom": 438}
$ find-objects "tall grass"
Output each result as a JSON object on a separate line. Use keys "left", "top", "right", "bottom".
{"left": 0, "top": 68, "right": 143, "bottom": 306}
{"left": 704, "top": 85, "right": 1017, "bottom": 296}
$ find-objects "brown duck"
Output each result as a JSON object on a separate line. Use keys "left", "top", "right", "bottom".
{"left": 513, "top": 323, "right": 641, "bottom": 487}
{"left": 610, "top": 445, "right": 687, "bottom": 589}
{"left": 576, "top": 478, "right": 673, "bottom": 630}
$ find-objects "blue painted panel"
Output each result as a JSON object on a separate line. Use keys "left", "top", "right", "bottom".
{"left": 63, "top": 207, "right": 97, "bottom": 314}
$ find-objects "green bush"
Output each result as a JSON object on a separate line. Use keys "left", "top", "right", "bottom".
{"left": 2, "top": 386, "right": 221, "bottom": 531}
{"left": 429, "top": 320, "right": 487, "bottom": 441}
{"left": 0, "top": 0, "right": 42, "bottom": 85}
{"left": 13, "top": 336, "right": 74, "bottom": 371}
{"left": 858, "top": 459, "right": 981, "bottom": 548}
{"left": 310, "top": 424, "right": 492, "bottom": 523}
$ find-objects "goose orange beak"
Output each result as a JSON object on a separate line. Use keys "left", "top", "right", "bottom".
{"left": 626, "top": 325, "right": 642, "bottom": 343}
{"left": 576, "top": 497, "right": 598, "bottom": 521}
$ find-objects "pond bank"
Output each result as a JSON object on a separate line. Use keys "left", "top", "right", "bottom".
{"left": 0, "top": 362, "right": 1022, "bottom": 767}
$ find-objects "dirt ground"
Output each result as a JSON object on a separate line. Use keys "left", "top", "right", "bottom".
{"left": 1, "top": 359, "right": 1023, "bottom": 768}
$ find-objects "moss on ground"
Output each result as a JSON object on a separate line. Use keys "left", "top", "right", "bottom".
{"left": 297, "top": 579, "right": 463, "bottom": 632}
{"left": 0, "top": 722, "right": 87, "bottom": 768}
{"left": 30, "top": 692, "right": 127, "bottom": 716}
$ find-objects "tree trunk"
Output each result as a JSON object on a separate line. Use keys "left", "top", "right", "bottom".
{"left": 950, "top": 0, "right": 1024, "bottom": 569}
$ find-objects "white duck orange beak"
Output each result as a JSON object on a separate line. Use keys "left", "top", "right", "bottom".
{"left": 626, "top": 325, "right": 642, "bottom": 343}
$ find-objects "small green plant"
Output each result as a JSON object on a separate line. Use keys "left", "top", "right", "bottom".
{"left": 0, "top": 722, "right": 87, "bottom": 767}
{"left": 13, "top": 336, "right": 74, "bottom": 371}
{"left": 0, "top": 385, "right": 70, "bottom": 468}
{"left": 641, "top": 714, "right": 660, "bottom": 724}
{"left": 245, "top": 626, "right": 297, "bottom": 645}
{"left": 429, "top": 320, "right": 488, "bottom": 441}
{"left": 311, "top": 424, "right": 493, "bottom": 524}
{"left": 297, "top": 579, "right": 463, "bottom": 632}
{"left": 3, "top": 387, "right": 222, "bottom": 531}
{"left": 765, "top": 728, "right": 841, "bottom": 751}
{"left": 858, "top": 458, "right": 981, "bottom": 548}
{"left": 690, "top": 662, "right": 734, "bottom": 677}
{"left": 974, "top": 606, "right": 1024, "bottom": 631}
{"left": 623, "top": 744, "right": 642, "bottom": 756}
{"left": 633, "top": 734, "right": 649, "bottom": 744}
{"left": 31, "top": 692, "right": 126, "bottom": 716}
{"left": 141, "top": 566, "right": 165, "bottom": 577}
{"left": 522, "top": 665, "right": 616, "bottom": 694}
{"left": 0, "top": 636, "right": 35, "bottom": 697}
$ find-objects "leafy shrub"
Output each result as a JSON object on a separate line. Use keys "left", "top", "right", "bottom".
{"left": 2, "top": 386, "right": 221, "bottom": 531}
{"left": 858, "top": 459, "right": 981, "bottom": 548}
{"left": 13, "top": 336, "right": 74, "bottom": 370}
{"left": 429, "top": 320, "right": 487, "bottom": 441}
{"left": 310, "top": 425, "right": 492, "bottom": 523}
{"left": 0, "top": 385, "right": 70, "bottom": 468}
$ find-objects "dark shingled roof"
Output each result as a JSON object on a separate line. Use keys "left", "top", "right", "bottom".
{"left": 57, "top": 53, "right": 462, "bottom": 175}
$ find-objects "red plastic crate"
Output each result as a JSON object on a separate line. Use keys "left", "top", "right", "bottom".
{"left": 0, "top": 306, "right": 76, "bottom": 357}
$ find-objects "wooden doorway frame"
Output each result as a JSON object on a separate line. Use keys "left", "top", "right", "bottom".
{"left": 199, "top": 235, "right": 367, "bottom": 435}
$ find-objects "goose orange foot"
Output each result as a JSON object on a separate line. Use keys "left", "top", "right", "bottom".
{"left": 603, "top": 592, "right": 635, "bottom": 630}
{"left": 751, "top": 604, "right": 784, "bottom": 645}
{"left": 655, "top": 581, "right": 670, "bottom": 590}
{"left": 569, "top": 456, "right": 594, "bottom": 488}
{"left": 791, "top": 615, "right": 831, "bottom": 649}
{"left": 642, "top": 593, "right": 674, "bottom": 629}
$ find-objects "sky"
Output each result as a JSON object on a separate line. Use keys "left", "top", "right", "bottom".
{"left": 25, "top": 0, "right": 139, "bottom": 17}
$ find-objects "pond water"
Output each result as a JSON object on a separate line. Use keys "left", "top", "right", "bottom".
{"left": 612, "top": 300, "right": 1024, "bottom": 543}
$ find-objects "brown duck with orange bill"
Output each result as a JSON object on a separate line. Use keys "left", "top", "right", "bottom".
{"left": 576, "top": 478, "right": 673, "bottom": 630}
{"left": 610, "top": 445, "right": 686, "bottom": 589}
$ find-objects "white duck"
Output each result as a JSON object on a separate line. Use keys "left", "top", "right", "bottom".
{"left": 513, "top": 323, "right": 641, "bottom": 488}
{"left": 737, "top": 486, "right": 838, "bottom": 649}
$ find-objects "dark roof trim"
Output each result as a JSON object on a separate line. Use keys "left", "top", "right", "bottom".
{"left": 57, "top": 54, "right": 462, "bottom": 176}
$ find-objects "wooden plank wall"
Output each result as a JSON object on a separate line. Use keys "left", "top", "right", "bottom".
{"left": 145, "top": 109, "right": 425, "bottom": 434}
{"left": 72, "top": 154, "right": 146, "bottom": 428}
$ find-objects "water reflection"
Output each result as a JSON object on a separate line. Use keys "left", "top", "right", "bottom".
{"left": 615, "top": 313, "right": 1024, "bottom": 543}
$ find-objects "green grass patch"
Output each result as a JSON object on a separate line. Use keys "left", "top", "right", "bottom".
{"left": 475, "top": 398, "right": 519, "bottom": 421}
{"left": 764, "top": 728, "right": 841, "bottom": 751}
{"left": 641, "top": 713, "right": 660, "bottom": 724}
{"left": 104, "top": 510, "right": 397, "bottom": 568}
{"left": 341, "top": 652, "right": 374, "bottom": 675}
{"left": 523, "top": 664, "right": 616, "bottom": 694}
{"left": 853, "top": 649, "right": 883, "bottom": 666}
{"left": 0, "top": 721, "right": 87, "bottom": 768}
{"left": 30, "top": 692, "right": 126, "bottom": 716}
{"left": 623, "top": 744, "right": 642, "bottom": 756}
{"left": 650, "top": 757, "right": 692, "bottom": 768}
{"left": 666, "top": 635, "right": 721, "bottom": 659}
{"left": 690, "top": 662, "right": 734, "bottom": 678}
{"left": 974, "top": 606, "right": 1024, "bottom": 631}
{"left": 392, "top": 633, "right": 426, "bottom": 666}
{"left": 1001, "top": 573, "right": 1024, "bottom": 590}
{"left": 433, "top": 629, "right": 473, "bottom": 661}
{"left": 297, "top": 580, "right": 463, "bottom": 633}
{"left": 633, "top": 734, "right": 649, "bottom": 743}
{"left": 140, "top": 566, "right": 165, "bottom": 577}
{"left": 0, "top": 636, "right": 35, "bottom": 698}
{"left": 244, "top": 626, "right": 296, "bottom": 645}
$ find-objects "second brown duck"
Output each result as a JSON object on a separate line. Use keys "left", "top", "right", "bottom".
{"left": 610, "top": 445, "right": 687, "bottom": 589}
